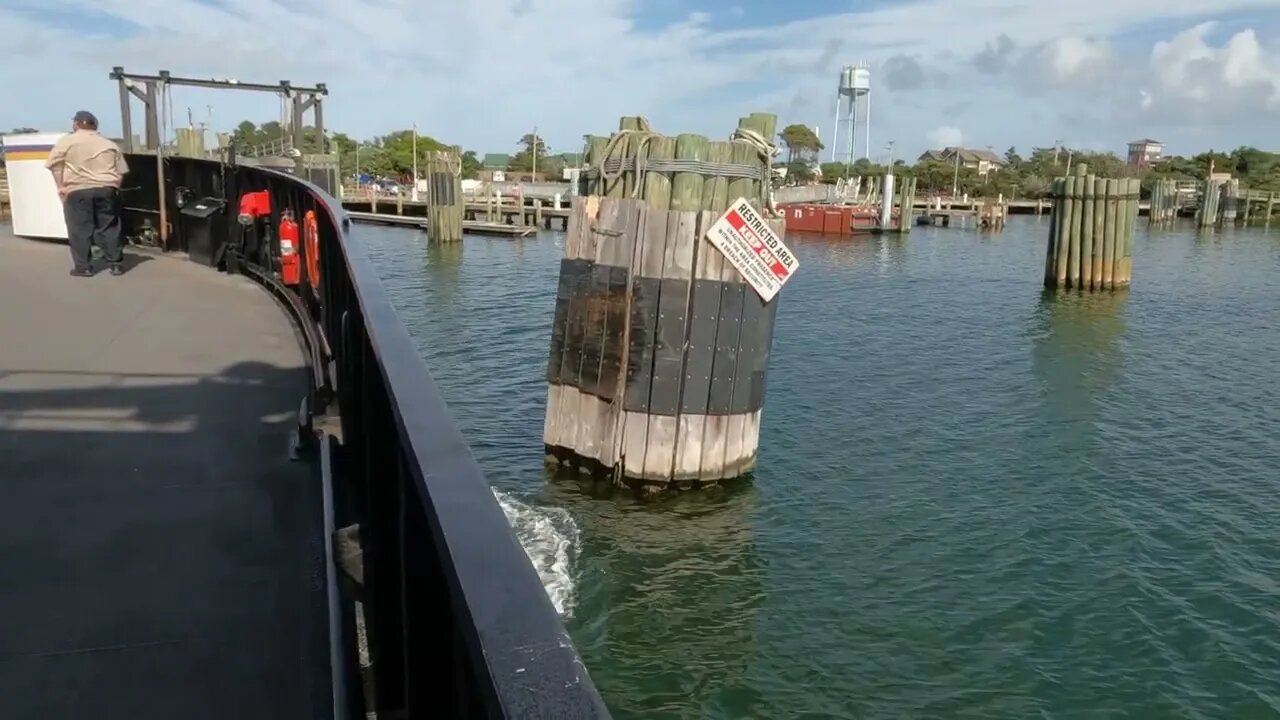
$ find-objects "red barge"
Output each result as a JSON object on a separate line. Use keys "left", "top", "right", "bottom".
{"left": 778, "top": 202, "right": 901, "bottom": 235}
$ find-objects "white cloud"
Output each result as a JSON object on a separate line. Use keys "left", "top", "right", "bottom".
{"left": 1040, "top": 37, "right": 1111, "bottom": 83}
{"left": 1148, "top": 23, "right": 1280, "bottom": 107}
{"left": 927, "top": 126, "right": 964, "bottom": 148}
{"left": 1, "top": 0, "right": 1278, "bottom": 158}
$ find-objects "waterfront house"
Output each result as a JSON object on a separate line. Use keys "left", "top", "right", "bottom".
{"left": 917, "top": 147, "right": 1006, "bottom": 177}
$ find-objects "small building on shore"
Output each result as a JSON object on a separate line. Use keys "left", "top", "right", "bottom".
{"left": 1127, "top": 138, "right": 1163, "bottom": 168}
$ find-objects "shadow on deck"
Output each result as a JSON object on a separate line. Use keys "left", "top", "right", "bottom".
{"left": 0, "top": 229, "right": 331, "bottom": 719}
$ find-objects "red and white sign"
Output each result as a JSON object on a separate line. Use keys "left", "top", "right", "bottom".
{"left": 705, "top": 197, "right": 799, "bottom": 302}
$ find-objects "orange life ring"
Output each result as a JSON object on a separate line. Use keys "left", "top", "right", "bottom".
{"left": 303, "top": 210, "right": 321, "bottom": 292}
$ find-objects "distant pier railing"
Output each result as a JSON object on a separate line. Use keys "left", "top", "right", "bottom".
{"left": 124, "top": 155, "right": 608, "bottom": 718}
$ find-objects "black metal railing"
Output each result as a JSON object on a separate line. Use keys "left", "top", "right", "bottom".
{"left": 131, "top": 155, "right": 608, "bottom": 718}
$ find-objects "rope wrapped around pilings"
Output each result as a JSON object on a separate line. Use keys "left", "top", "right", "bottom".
{"left": 585, "top": 157, "right": 768, "bottom": 180}
{"left": 583, "top": 114, "right": 779, "bottom": 212}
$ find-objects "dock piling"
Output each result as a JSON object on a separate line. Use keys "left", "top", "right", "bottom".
{"left": 1081, "top": 174, "right": 1095, "bottom": 290}
{"left": 1090, "top": 177, "right": 1106, "bottom": 288}
{"left": 1199, "top": 179, "right": 1221, "bottom": 228}
{"left": 424, "top": 150, "right": 463, "bottom": 241}
{"left": 1103, "top": 178, "right": 1119, "bottom": 290}
{"left": 1148, "top": 179, "right": 1178, "bottom": 225}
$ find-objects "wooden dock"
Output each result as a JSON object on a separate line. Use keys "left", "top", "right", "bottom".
{"left": 345, "top": 210, "right": 536, "bottom": 237}
{"left": 341, "top": 197, "right": 573, "bottom": 230}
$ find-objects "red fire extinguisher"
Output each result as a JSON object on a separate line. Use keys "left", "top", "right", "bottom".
{"left": 279, "top": 209, "right": 301, "bottom": 286}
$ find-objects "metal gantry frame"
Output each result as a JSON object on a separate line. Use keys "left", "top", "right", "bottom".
{"left": 110, "top": 67, "right": 328, "bottom": 247}
{"left": 110, "top": 67, "right": 328, "bottom": 165}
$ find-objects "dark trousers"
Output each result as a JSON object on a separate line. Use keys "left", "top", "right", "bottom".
{"left": 63, "top": 186, "right": 123, "bottom": 271}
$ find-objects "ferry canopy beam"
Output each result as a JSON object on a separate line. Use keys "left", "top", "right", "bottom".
{"left": 109, "top": 66, "right": 329, "bottom": 170}
{"left": 109, "top": 67, "right": 327, "bottom": 96}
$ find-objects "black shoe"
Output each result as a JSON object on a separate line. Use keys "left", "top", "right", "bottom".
{"left": 110, "top": 265, "right": 124, "bottom": 276}
{"left": 70, "top": 268, "right": 92, "bottom": 277}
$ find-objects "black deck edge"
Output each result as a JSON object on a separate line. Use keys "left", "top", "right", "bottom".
{"left": 337, "top": 194, "right": 610, "bottom": 719}
{"left": 319, "top": 434, "right": 350, "bottom": 719}
{"left": 134, "top": 155, "right": 610, "bottom": 718}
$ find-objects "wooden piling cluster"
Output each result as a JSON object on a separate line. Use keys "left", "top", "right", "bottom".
{"left": 1043, "top": 164, "right": 1138, "bottom": 291}
{"left": 424, "top": 150, "right": 463, "bottom": 242}
{"left": 175, "top": 127, "right": 206, "bottom": 158}
{"left": 1148, "top": 179, "right": 1179, "bottom": 224}
{"left": 1221, "top": 180, "right": 1240, "bottom": 223}
{"left": 544, "top": 114, "right": 787, "bottom": 490}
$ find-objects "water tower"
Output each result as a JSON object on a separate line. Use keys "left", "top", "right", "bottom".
{"left": 831, "top": 63, "right": 871, "bottom": 167}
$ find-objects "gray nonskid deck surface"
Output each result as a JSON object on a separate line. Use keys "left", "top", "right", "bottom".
{"left": 0, "top": 229, "right": 331, "bottom": 719}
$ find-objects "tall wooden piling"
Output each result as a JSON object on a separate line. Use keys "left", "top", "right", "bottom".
{"left": 1080, "top": 173, "right": 1095, "bottom": 290}
{"left": 424, "top": 150, "right": 463, "bottom": 241}
{"left": 895, "top": 177, "right": 918, "bottom": 233}
{"left": 728, "top": 121, "right": 761, "bottom": 209}
{"left": 701, "top": 142, "right": 733, "bottom": 211}
{"left": 1068, "top": 171, "right": 1083, "bottom": 287}
{"left": 1090, "top": 177, "right": 1106, "bottom": 288}
{"left": 1044, "top": 167, "right": 1136, "bottom": 291}
{"left": 583, "top": 135, "right": 608, "bottom": 196}
{"left": 1117, "top": 178, "right": 1136, "bottom": 286}
{"left": 1198, "top": 180, "right": 1221, "bottom": 228}
{"left": 1102, "top": 178, "right": 1118, "bottom": 290}
{"left": 545, "top": 115, "right": 789, "bottom": 490}
{"left": 1043, "top": 178, "right": 1062, "bottom": 286}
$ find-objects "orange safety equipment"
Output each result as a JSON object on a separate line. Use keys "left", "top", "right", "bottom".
{"left": 279, "top": 209, "right": 301, "bottom": 286}
{"left": 303, "top": 210, "right": 321, "bottom": 292}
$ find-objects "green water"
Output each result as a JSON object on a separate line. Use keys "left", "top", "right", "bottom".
{"left": 361, "top": 217, "right": 1280, "bottom": 718}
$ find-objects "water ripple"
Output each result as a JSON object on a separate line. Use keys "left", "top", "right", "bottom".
{"left": 361, "top": 220, "right": 1280, "bottom": 719}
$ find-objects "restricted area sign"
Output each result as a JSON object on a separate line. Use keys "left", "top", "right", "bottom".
{"left": 704, "top": 197, "right": 799, "bottom": 302}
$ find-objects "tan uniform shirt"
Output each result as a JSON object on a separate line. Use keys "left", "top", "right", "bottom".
{"left": 45, "top": 130, "right": 129, "bottom": 193}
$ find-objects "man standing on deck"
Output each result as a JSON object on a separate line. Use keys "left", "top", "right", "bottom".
{"left": 45, "top": 111, "right": 129, "bottom": 276}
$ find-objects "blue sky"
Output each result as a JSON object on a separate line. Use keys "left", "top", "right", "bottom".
{"left": 3, "top": 0, "right": 1279, "bottom": 161}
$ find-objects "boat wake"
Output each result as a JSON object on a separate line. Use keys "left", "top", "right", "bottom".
{"left": 493, "top": 489, "right": 579, "bottom": 618}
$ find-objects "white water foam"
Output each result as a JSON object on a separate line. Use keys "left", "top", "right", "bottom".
{"left": 493, "top": 489, "right": 579, "bottom": 617}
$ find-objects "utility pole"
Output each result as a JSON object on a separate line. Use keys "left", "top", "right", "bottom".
{"left": 886, "top": 140, "right": 895, "bottom": 169}
{"left": 532, "top": 125, "right": 538, "bottom": 179}
{"left": 952, "top": 148, "right": 961, "bottom": 198}
{"left": 1053, "top": 139, "right": 1062, "bottom": 167}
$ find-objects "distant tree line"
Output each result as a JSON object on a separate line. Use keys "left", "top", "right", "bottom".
{"left": 786, "top": 140, "right": 1280, "bottom": 199}
{"left": 221, "top": 121, "right": 1280, "bottom": 198}
{"left": 225, "top": 121, "right": 563, "bottom": 183}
